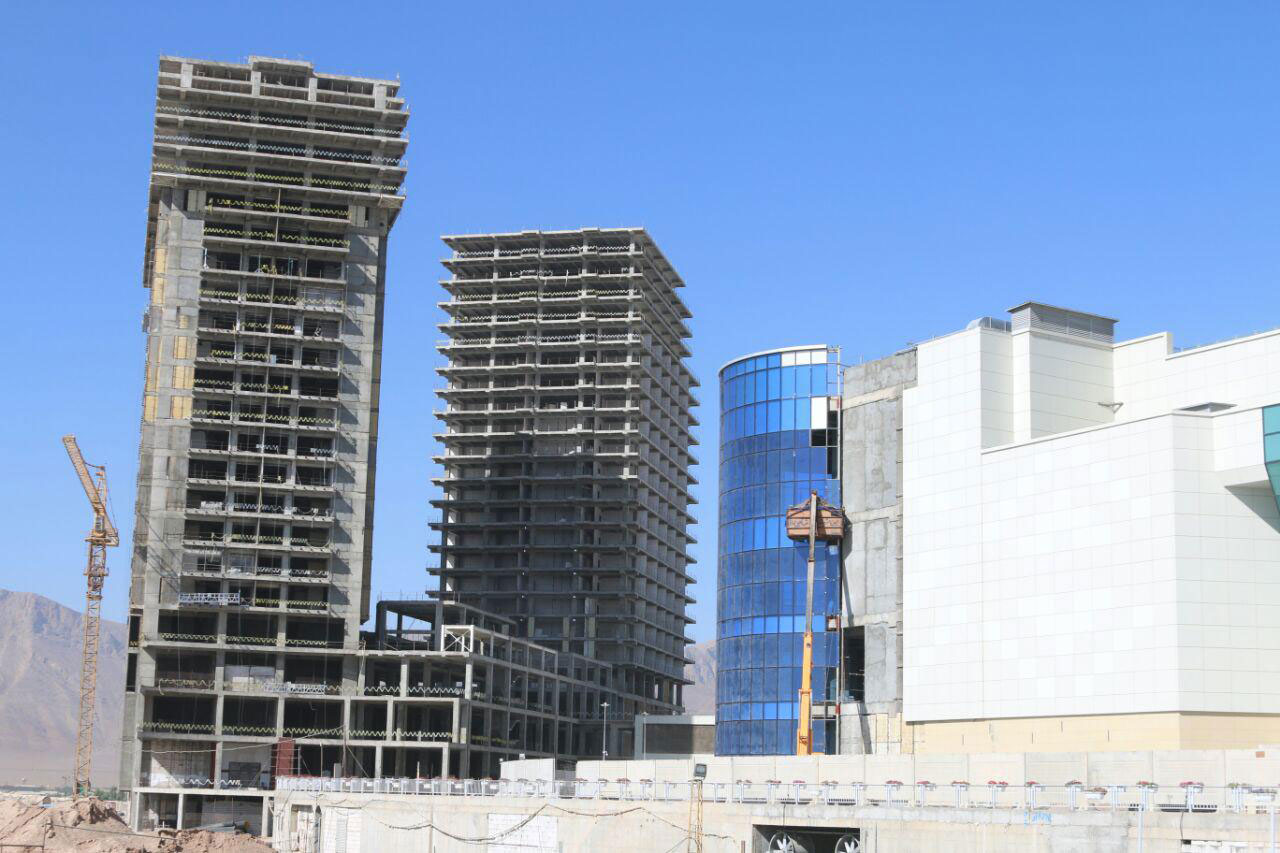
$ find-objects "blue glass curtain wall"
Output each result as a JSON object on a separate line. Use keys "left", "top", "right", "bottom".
{"left": 715, "top": 347, "right": 840, "bottom": 755}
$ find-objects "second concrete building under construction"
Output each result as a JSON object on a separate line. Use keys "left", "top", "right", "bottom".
{"left": 432, "top": 228, "right": 700, "bottom": 749}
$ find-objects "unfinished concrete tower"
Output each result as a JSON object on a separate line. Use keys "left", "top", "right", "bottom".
{"left": 121, "top": 56, "right": 406, "bottom": 830}
{"left": 433, "top": 229, "right": 698, "bottom": 720}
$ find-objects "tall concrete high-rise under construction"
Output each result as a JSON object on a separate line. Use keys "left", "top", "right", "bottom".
{"left": 432, "top": 229, "right": 698, "bottom": 717}
{"left": 121, "top": 55, "right": 406, "bottom": 829}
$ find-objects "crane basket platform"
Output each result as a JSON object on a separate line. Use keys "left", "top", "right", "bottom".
{"left": 785, "top": 499, "right": 844, "bottom": 542}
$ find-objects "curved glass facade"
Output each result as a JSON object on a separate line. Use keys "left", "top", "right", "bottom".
{"left": 715, "top": 346, "right": 841, "bottom": 755}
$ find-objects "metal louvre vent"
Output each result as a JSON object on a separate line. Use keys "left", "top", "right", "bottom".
{"left": 1009, "top": 302, "right": 1116, "bottom": 343}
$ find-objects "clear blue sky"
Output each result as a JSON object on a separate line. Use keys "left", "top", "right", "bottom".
{"left": 2, "top": 2, "right": 1278, "bottom": 642}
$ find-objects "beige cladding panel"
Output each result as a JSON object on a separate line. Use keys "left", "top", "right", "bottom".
{"left": 906, "top": 712, "right": 1280, "bottom": 755}
{"left": 172, "top": 365, "right": 193, "bottom": 389}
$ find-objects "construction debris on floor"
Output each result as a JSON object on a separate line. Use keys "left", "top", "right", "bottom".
{"left": 0, "top": 796, "right": 273, "bottom": 852}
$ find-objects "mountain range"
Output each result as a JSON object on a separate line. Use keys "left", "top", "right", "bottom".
{"left": 682, "top": 639, "right": 717, "bottom": 715}
{"left": 0, "top": 590, "right": 126, "bottom": 787}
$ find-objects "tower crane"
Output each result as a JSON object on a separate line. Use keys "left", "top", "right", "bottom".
{"left": 62, "top": 435, "right": 118, "bottom": 798}
{"left": 785, "top": 491, "right": 843, "bottom": 756}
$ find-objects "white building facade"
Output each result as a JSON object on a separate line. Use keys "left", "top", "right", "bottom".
{"left": 902, "top": 303, "right": 1280, "bottom": 752}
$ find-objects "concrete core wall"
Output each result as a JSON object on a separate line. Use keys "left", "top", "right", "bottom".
{"left": 840, "top": 350, "right": 916, "bottom": 755}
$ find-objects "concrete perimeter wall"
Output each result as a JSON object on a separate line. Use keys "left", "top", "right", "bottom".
{"left": 271, "top": 788, "right": 1279, "bottom": 853}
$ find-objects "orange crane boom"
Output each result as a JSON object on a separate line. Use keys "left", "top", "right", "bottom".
{"left": 786, "top": 491, "right": 843, "bottom": 756}
{"left": 62, "top": 435, "right": 118, "bottom": 798}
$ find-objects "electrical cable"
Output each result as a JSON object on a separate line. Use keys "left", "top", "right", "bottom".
{"left": 351, "top": 799, "right": 737, "bottom": 848}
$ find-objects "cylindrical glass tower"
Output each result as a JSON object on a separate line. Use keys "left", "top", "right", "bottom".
{"left": 715, "top": 345, "right": 841, "bottom": 755}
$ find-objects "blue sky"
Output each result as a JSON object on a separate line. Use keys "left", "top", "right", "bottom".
{"left": 2, "top": 2, "right": 1278, "bottom": 642}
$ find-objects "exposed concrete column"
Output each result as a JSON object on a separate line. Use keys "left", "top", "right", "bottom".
{"left": 345, "top": 653, "right": 361, "bottom": 695}
{"left": 340, "top": 699, "right": 351, "bottom": 770}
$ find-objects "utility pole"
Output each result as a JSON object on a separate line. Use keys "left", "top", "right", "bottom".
{"left": 687, "top": 764, "right": 706, "bottom": 853}
{"left": 601, "top": 702, "right": 609, "bottom": 761}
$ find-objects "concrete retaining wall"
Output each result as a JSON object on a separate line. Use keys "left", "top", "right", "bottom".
{"left": 271, "top": 789, "right": 1280, "bottom": 852}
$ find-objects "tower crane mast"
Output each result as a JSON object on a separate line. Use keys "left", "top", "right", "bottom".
{"left": 62, "top": 435, "right": 118, "bottom": 798}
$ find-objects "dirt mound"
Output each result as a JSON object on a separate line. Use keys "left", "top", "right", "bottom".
{"left": 170, "top": 829, "right": 274, "bottom": 852}
{"left": 0, "top": 796, "right": 272, "bottom": 853}
{"left": 0, "top": 796, "right": 152, "bottom": 852}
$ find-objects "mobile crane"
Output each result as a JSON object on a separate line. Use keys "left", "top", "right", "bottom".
{"left": 62, "top": 435, "right": 119, "bottom": 797}
{"left": 785, "top": 491, "right": 843, "bottom": 756}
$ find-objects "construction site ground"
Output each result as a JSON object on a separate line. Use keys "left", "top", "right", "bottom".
{"left": 0, "top": 796, "right": 272, "bottom": 852}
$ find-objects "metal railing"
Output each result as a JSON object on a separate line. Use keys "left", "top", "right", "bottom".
{"left": 155, "top": 104, "right": 406, "bottom": 139}
{"left": 143, "top": 776, "right": 258, "bottom": 790}
{"left": 273, "top": 776, "right": 1280, "bottom": 816}
{"left": 178, "top": 592, "right": 243, "bottom": 606}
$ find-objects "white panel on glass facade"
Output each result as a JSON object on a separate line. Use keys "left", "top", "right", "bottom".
{"left": 811, "top": 397, "right": 828, "bottom": 428}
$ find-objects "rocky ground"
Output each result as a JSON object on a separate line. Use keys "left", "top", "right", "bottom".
{"left": 0, "top": 796, "right": 272, "bottom": 853}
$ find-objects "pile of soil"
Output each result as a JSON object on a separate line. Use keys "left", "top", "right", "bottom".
{"left": 0, "top": 796, "right": 273, "bottom": 853}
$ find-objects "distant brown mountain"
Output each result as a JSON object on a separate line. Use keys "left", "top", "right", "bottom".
{"left": 683, "top": 639, "right": 716, "bottom": 715}
{"left": 0, "top": 590, "right": 126, "bottom": 787}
